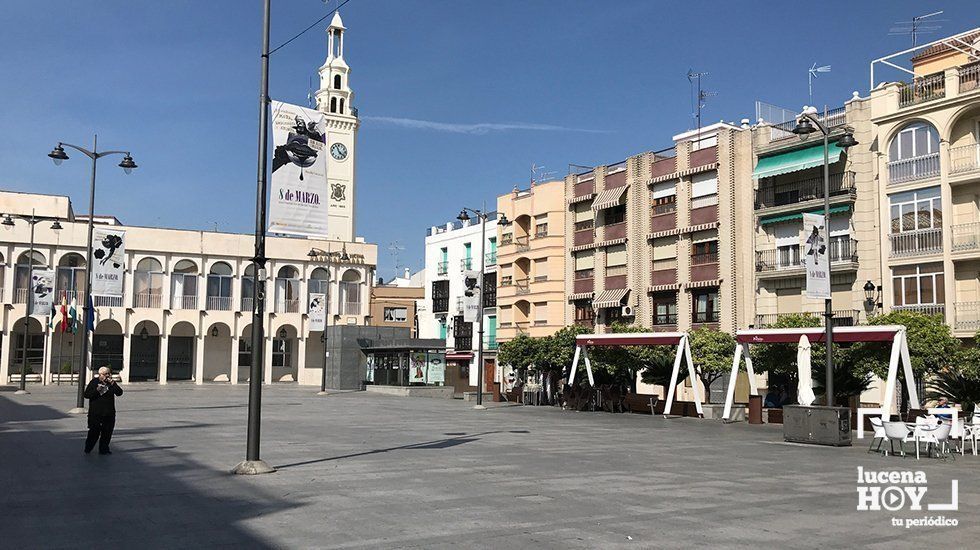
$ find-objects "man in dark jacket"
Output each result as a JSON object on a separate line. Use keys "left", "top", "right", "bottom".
{"left": 83, "top": 367, "right": 123, "bottom": 455}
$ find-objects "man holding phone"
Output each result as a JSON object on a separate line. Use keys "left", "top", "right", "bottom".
{"left": 83, "top": 366, "right": 123, "bottom": 455}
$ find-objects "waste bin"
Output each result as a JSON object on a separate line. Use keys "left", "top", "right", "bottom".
{"left": 748, "top": 395, "right": 763, "bottom": 424}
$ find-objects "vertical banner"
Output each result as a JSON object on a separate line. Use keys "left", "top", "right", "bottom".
{"left": 308, "top": 293, "right": 326, "bottom": 331}
{"left": 427, "top": 352, "right": 446, "bottom": 384}
{"left": 410, "top": 352, "right": 427, "bottom": 383}
{"left": 91, "top": 228, "right": 126, "bottom": 296}
{"left": 269, "top": 100, "right": 329, "bottom": 237}
{"left": 462, "top": 270, "right": 481, "bottom": 323}
{"left": 803, "top": 212, "right": 831, "bottom": 299}
{"left": 30, "top": 269, "right": 55, "bottom": 317}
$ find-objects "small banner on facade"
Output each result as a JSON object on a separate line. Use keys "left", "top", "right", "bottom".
{"left": 91, "top": 228, "right": 126, "bottom": 296}
{"left": 30, "top": 269, "right": 55, "bottom": 317}
{"left": 268, "top": 100, "right": 329, "bottom": 237}
{"left": 427, "top": 352, "right": 446, "bottom": 384}
{"left": 462, "top": 269, "right": 481, "bottom": 323}
{"left": 410, "top": 352, "right": 427, "bottom": 383}
{"left": 309, "top": 292, "right": 326, "bottom": 332}
{"left": 803, "top": 212, "right": 831, "bottom": 299}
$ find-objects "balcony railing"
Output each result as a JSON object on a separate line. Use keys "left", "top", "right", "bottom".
{"left": 692, "top": 310, "right": 721, "bottom": 324}
{"left": 341, "top": 301, "right": 361, "bottom": 315}
{"left": 893, "top": 303, "right": 945, "bottom": 317}
{"left": 691, "top": 194, "right": 719, "bottom": 210}
{"left": 460, "top": 258, "right": 473, "bottom": 271}
{"left": 241, "top": 297, "right": 254, "bottom": 312}
{"left": 485, "top": 251, "right": 497, "bottom": 265}
{"left": 59, "top": 290, "right": 84, "bottom": 304}
{"left": 92, "top": 295, "right": 123, "bottom": 308}
{"left": 889, "top": 228, "right": 942, "bottom": 257}
{"left": 574, "top": 219, "right": 594, "bottom": 231}
{"left": 500, "top": 234, "right": 513, "bottom": 246}
{"left": 960, "top": 62, "right": 980, "bottom": 93}
{"left": 515, "top": 278, "right": 530, "bottom": 295}
{"left": 515, "top": 236, "right": 530, "bottom": 252}
{"left": 755, "top": 310, "right": 861, "bottom": 328}
{"left": 653, "top": 201, "right": 677, "bottom": 216}
{"left": 755, "top": 171, "right": 854, "bottom": 209}
{"left": 484, "top": 336, "right": 499, "bottom": 350}
{"left": 756, "top": 238, "right": 857, "bottom": 272}
{"left": 954, "top": 301, "right": 980, "bottom": 332}
{"left": 952, "top": 222, "right": 980, "bottom": 252}
{"left": 769, "top": 106, "right": 846, "bottom": 141}
{"left": 887, "top": 153, "right": 940, "bottom": 185}
{"left": 14, "top": 288, "right": 28, "bottom": 304}
{"left": 500, "top": 276, "right": 512, "bottom": 286}
{"left": 206, "top": 296, "right": 233, "bottom": 311}
{"left": 435, "top": 261, "right": 448, "bottom": 276}
{"left": 899, "top": 74, "right": 945, "bottom": 108}
{"left": 172, "top": 295, "right": 198, "bottom": 310}
{"left": 275, "top": 298, "right": 300, "bottom": 313}
{"left": 652, "top": 313, "right": 678, "bottom": 326}
{"left": 949, "top": 143, "right": 980, "bottom": 175}
{"left": 455, "top": 296, "right": 465, "bottom": 313}
{"left": 691, "top": 252, "right": 718, "bottom": 266}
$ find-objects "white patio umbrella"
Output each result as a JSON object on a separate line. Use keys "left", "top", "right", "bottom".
{"left": 797, "top": 335, "right": 816, "bottom": 406}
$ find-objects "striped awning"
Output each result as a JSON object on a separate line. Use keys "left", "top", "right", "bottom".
{"left": 685, "top": 279, "right": 722, "bottom": 289}
{"left": 759, "top": 204, "right": 851, "bottom": 225}
{"left": 567, "top": 193, "right": 595, "bottom": 205}
{"left": 567, "top": 292, "right": 594, "bottom": 301}
{"left": 593, "top": 288, "right": 630, "bottom": 309}
{"left": 647, "top": 228, "right": 684, "bottom": 240}
{"left": 591, "top": 185, "right": 629, "bottom": 211}
{"left": 753, "top": 143, "right": 843, "bottom": 179}
{"left": 680, "top": 222, "right": 720, "bottom": 234}
{"left": 647, "top": 163, "right": 718, "bottom": 185}
{"left": 647, "top": 283, "right": 682, "bottom": 293}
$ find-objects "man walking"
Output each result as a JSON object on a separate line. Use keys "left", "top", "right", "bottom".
{"left": 83, "top": 367, "right": 123, "bottom": 455}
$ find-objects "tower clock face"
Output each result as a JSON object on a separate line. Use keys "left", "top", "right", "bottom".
{"left": 330, "top": 142, "right": 348, "bottom": 161}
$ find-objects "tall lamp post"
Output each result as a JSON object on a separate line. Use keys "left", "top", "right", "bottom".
{"left": 456, "top": 207, "right": 507, "bottom": 410}
{"left": 309, "top": 246, "right": 349, "bottom": 395}
{"left": 792, "top": 107, "right": 858, "bottom": 406}
{"left": 47, "top": 138, "right": 136, "bottom": 413}
{"left": 3, "top": 212, "right": 64, "bottom": 394}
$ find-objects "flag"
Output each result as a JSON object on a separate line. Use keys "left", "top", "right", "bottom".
{"left": 60, "top": 293, "right": 68, "bottom": 332}
{"left": 68, "top": 298, "right": 78, "bottom": 334}
{"left": 48, "top": 298, "right": 58, "bottom": 330}
{"left": 85, "top": 295, "right": 95, "bottom": 333}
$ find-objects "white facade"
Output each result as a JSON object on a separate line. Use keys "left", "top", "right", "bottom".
{"left": 420, "top": 217, "right": 498, "bottom": 386}
{"left": 314, "top": 11, "right": 358, "bottom": 242}
{"left": 0, "top": 190, "right": 377, "bottom": 387}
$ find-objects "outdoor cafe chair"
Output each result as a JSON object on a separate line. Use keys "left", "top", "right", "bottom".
{"left": 882, "top": 421, "right": 910, "bottom": 457}
{"left": 904, "top": 415, "right": 938, "bottom": 459}
{"left": 918, "top": 421, "right": 954, "bottom": 460}
{"left": 867, "top": 416, "right": 886, "bottom": 455}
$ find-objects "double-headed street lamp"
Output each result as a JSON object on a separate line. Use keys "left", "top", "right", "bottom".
{"left": 791, "top": 107, "right": 858, "bottom": 406}
{"left": 456, "top": 207, "right": 508, "bottom": 410}
{"left": 2, "top": 211, "right": 64, "bottom": 394}
{"left": 308, "top": 246, "right": 350, "bottom": 395}
{"left": 47, "top": 137, "right": 137, "bottom": 413}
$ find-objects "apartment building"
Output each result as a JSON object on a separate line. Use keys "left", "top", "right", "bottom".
{"left": 868, "top": 28, "right": 980, "bottom": 340}
{"left": 563, "top": 123, "right": 754, "bottom": 337}
{"left": 420, "top": 216, "right": 497, "bottom": 397}
{"left": 0, "top": 190, "right": 377, "bottom": 387}
{"left": 369, "top": 269, "right": 424, "bottom": 335}
{"left": 495, "top": 180, "right": 567, "bottom": 342}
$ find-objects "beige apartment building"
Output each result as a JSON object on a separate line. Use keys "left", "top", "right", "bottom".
{"left": 867, "top": 29, "right": 980, "bottom": 340}
{"left": 496, "top": 180, "right": 567, "bottom": 341}
{"left": 563, "top": 123, "right": 754, "bottom": 338}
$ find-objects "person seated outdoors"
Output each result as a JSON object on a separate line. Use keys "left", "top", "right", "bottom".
{"left": 764, "top": 385, "right": 784, "bottom": 408}
{"left": 935, "top": 396, "right": 953, "bottom": 422}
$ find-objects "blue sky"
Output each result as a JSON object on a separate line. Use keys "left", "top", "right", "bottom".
{"left": 0, "top": 0, "right": 973, "bottom": 279}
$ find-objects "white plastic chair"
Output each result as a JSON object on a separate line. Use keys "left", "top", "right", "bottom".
{"left": 918, "top": 422, "right": 953, "bottom": 459}
{"left": 883, "top": 421, "right": 910, "bottom": 457}
{"left": 867, "top": 417, "right": 886, "bottom": 455}
{"left": 904, "top": 416, "right": 937, "bottom": 458}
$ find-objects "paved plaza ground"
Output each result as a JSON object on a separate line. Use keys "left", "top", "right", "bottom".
{"left": 1, "top": 384, "right": 977, "bottom": 549}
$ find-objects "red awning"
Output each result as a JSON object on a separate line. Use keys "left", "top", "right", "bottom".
{"left": 445, "top": 352, "right": 473, "bottom": 360}
{"left": 576, "top": 332, "right": 685, "bottom": 347}
{"left": 735, "top": 325, "right": 902, "bottom": 344}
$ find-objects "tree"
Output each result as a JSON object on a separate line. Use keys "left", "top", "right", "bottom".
{"left": 590, "top": 323, "right": 672, "bottom": 393}
{"left": 537, "top": 325, "right": 590, "bottom": 374}
{"left": 750, "top": 314, "right": 823, "bottom": 389}
{"left": 849, "top": 311, "right": 960, "bottom": 380}
{"left": 688, "top": 327, "right": 735, "bottom": 403}
{"left": 497, "top": 333, "right": 541, "bottom": 376}
{"left": 926, "top": 332, "right": 980, "bottom": 413}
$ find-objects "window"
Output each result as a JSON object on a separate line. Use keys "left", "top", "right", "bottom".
{"left": 14, "top": 251, "right": 45, "bottom": 302}
{"left": 383, "top": 307, "right": 408, "bottom": 322}
{"left": 574, "top": 300, "right": 595, "bottom": 327}
{"left": 14, "top": 332, "right": 45, "bottom": 368}
{"left": 238, "top": 338, "right": 252, "bottom": 368}
{"left": 56, "top": 254, "right": 86, "bottom": 301}
{"left": 573, "top": 250, "right": 595, "bottom": 279}
{"left": 605, "top": 307, "right": 624, "bottom": 326}
{"left": 275, "top": 265, "right": 300, "bottom": 313}
{"left": 453, "top": 315, "right": 472, "bottom": 350}
{"left": 438, "top": 247, "right": 448, "bottom": 275}
{"left": 606, "top": 244, "right": 627, "bottom": 267}
{"left": 574, "top": 203, "right": 594, "bottom": 231}
{"left": 692, "top": 289, "right": 720, "bottom": 323}
{"left": 889, "top": 187, "right": 942, "bottom": 233}
{"left": 134, "top": 258, "right": 163, "bottom": 308}
{"left": 534, "top": 301, "right": 548, "bottom": 324}
{"left": 482, "top": 272, "right": 496, "bottom": 307}
{"left": 207, "top": 262, "right": 233, "bottom": 310}
{"left": 651, "top": 292, "right": 678, "bottom": 325}
{"left": 691, "top": 171, "right": 719, "bottom": 208}
{"left": 892, "top": 263, "right": 944, "bottom": 307}
{"left": 889, "top": 122, "right": 939, "bottom": 161}
{"left": 333, "top": 74, "right": 342, "bottom": 89}
{"left": 438, "top": 318, "right": 447, "bottom": 340}
{"left": 330, "top": 97, "right": 337, "bottom": 113}
{"left": 171, "top": 260, "right": 198, "bottom": 309}
{"left": 535, "top": 222, "right": 548, "bottom": 237}
{"left": 339, "top": 98, "right": 345, "bottom": 114}
{"left": 272, "top": 338, "right": 291, "bottom": 368}
{"left": 432, "top": 280, "right": 449, "bottom": 313}
{"left": 605, "top": 204, "right": 626, "bottom": 225}
{"left": 691, "top": 241, "right": 718, "bottom": 265}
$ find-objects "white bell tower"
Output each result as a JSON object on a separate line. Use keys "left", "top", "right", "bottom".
{"left": 315, "top": 11, "right": 358, "bottom": 242}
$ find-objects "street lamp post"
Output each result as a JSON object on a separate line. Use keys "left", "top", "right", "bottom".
{"left": 457, "top": 207, "right": 508, "bottom": 410}
{"left": 47, "top": 137, "right": 136, "bottom": 413}
{"left": 309, "top": 246, "right": 349, "bottom": 395}
{"left": 792, "top": 107, "right": 858, "bottom": 407}
{"left": 3, "top": 212, "right": 64, "bottom": 394}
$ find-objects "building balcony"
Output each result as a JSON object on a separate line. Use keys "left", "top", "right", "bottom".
{"left": 898, "top": 73, "right": 945, "bottom": 108}
{"left": 949, "top": 144, "right": 980, "bottom": 177}
{"left": 756, "top": 238, "right": 858, "bottom": 276}
{"left": 755, "top": 171, "right": 855, "bottom": 211}
{"left": 960, "top": 62, "right": 980, "bottom": 94}
{"left": 893, "top": 303, "right": 945, "bottom": 317}
{"left": 460, "top": 258, "right": 473, "bottom": 271}
{"left": 573, "top": 273, "right": 594, "bottom": 294}
{"left": 436, "top": 261, "right": 448, "bottom": 276}
{"left": 887, "top": 153, "right": 940, "bottom": 186}
{"left": 515, "top": 236, "right": 530, "bottom": 252}
{"left": 171, "top": 295, "right": 197, "bottom": 310}
{"left": 241, "top": 296, "right": 254, "bottom": 312}
{"left": 690, "top": 252, "right": 719, "bottom": 282}
{"left": 515, "top": 278, "right": 530, "bottom": 296}
{"left": 605, "top": 162, "right": 627, "bottom": 189}
{"left": 603, "top": 221, "right": 627, "bottom": 241}
{"left": 755, "top": 310, "right": 861, "bottom": 328}
{"left": 341, "top": 301, "right": 362, "bottom": 315}
{"left": 275, "top": 298, "right": 300, "bottom": 313}
{"left": 954, "top": 301, "right": 980, "bottom": 333}
{"left": 650, "top": 148, "right": 677, "bottom": 179}
{"left": 432, "top": 298, "right": 449, "bottom": 314}
{"left": 889, "top": 228, "right": 942, "bottom": 258}
{"left": 768, "top": 107, "right": 846, "bottom": 142}
{"left": 484, "top": 335, "right": 499, "bottom": 350}
{"left": 206, "top": 296, "right": 233, "bottom": 311}
{"left": 14, "top": 288, "right": 28, "bottom": 304}
{"left": 485, "top": 251, "right": 497, "bottom": 266}
{"left": 952, "top": 222, "right": 980, "bottom": 253}
{"left": 93, "top": 295, "right": 123, "bottom": 308}
{"left": 574, "top": 221, "right": 594, "bottom": 246}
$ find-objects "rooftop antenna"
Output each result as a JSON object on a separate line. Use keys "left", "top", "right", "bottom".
{"left": 687, "top": 70, "right": 716, "bottom": 146}
{"left": 387, "top": 240, "right": 405, "bottom": 279}
{"left": 530, "top": 163, "right": 557, "bottom": 186}
{"left": 808, "top": 63, "right": 831, "bottom": 106}
{"left": 889, "top": 11, "right": 945, "bottom": 47}
{"left": 307, "top": 75, "right": 315, "bottom": 108}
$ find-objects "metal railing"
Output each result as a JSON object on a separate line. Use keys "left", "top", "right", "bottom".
{"left": 241, "top": 297, "right": 254, "bottom": 312}
{"left": 887, "top": 153, "right": 940, "bottom": 185}
{"left": 960, "top": 62, "right": 980, "bottom": 93}
{"left": 93, "top": 295, "right": 123, "bottom": 308}
{"left": 134, "top": 292, "right": 162, "bottom": 309}
{"left": 437, "top": 261, "right": 448, "bottom": 275}
{"left": 515, "top": 278, "right": 530, "bottom": 295}
{"left": 769, "top": 106, "right": 846, "bottom": 141}
{"left": 653, "top": 201, "right": 677, "bottom": 216}
{"left": 954, "top": 302, "right": 980, "bottom": 332}
{"left": 691, "top": 252, "right": 718, "bottom": 265}
{"left": 485, "top": 336, "right": 498, "bottom": 350}
{"left": 755, "top": 310, "right": 861, "bottom": 328}
{"left": 691, "top": 194, "right": 719, "bottom": 210}
{"left": 574, "top": 219, "right": 594, "bottom": 231}
{"left": 500, "top": 234, "right": 513, "bottom": 245}
{"left": 949, "top": 143, "right": 980, "bottom": 175}
{"left": 889, "top": 228, "right": 943, "bottom": 257}
{"left": 952, "top": 222, "right": 980, "bottom": 252}
{"left": 275, "top": 298, "right": 300, "bottom": 313}
{"left": 14, "top": 288, "right": 29, "bottom": 304}
{"left": 460, "top": 258, "right": 473, "bottom": 271}
{"left": 535, "top": 229, "right": 549, "bottom": 238}
{"left": 59, "top": 290, "right": 85, "bottom": 304}
{"left": 893, "top": 303, "right": 945, "bottom": 317}
{"left": 341, "top": 301, "right": 361, "bottom": 315}
{"left": 206, "top": 295, "right": 233, "bottom": 311}
{"left": 500, "top": 276, "right": 512, "bottom": 286}
{"left": 456, "top": 296, "right": 465, "bottom": 313}
{"left": 485, "top": 251, "right": 497, "bottom": 265}
{"left": 172, "top": 295, "right": 198, "bottom": 310}
{"left": 755, "top": 171, "right": 854, "bottom": 209}
{"left": 899, "top": 74, "right": 945, "bottom": 108}
{"left": 692, "top": 310, "right": 720, "bottom": 324}
{"left": 575, "top": 171, "right": 595, "bottom": 183}
{"left": 755, "top": 238, "right": 857, "bottom": 271}
{"left": 515, "top": 236, "right": 530, "bottom": 252}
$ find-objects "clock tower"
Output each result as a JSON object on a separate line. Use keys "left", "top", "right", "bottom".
{"left": 315, "top": 11, "right": 358, "bottom": 242}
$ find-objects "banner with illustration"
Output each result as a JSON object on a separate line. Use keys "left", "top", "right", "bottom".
{"left": 30, "top": 269, "right": 55, "bottom": 317}
{"left": 427, "top": 352, "right": 446, "bottom": 384}
{"left": 308, "top": 292, "right": 326, "bottom": 331}
{"left": 91, "top": 228, "right": 126, "bottom": 297}
{"left": 803, "top": 212, "right": 831, "bottom": 299}
{"left": 410, "top": 352, "right": 427, "bottom": 383}
{"left": 268, "top": 100, "right": 329, "bottom": 237}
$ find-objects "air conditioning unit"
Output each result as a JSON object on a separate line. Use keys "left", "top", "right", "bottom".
{"left": 621, "top": 305, "right": 635, "bottom": 317}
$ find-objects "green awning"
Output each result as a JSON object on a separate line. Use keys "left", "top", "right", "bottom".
{"left": 760, "top": 205, "right": 851, "bottom": 225}
{"left": 753, "top": 143, "right": 844, "bottom": 179}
